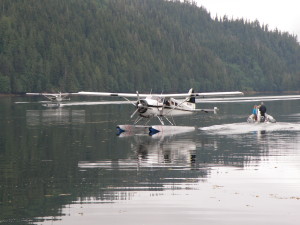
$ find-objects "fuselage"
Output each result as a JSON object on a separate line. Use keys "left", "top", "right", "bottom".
{"left": 138, "top": 96, "right": 195, "bottom": 118}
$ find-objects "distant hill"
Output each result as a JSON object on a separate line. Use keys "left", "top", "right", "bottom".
{"left": 0, "top": 0, "right": 299, "bottom": 93}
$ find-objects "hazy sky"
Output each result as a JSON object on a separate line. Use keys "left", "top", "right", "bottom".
{"left": 194, "top": 0, "right": 300, "bottom": 40}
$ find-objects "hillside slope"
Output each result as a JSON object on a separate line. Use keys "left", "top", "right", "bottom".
{"left": 0, "top": 0, "right": 299, "bottom": 93}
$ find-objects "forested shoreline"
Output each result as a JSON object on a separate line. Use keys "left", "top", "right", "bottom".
{"left": 0, "top": 0, "right": 300, "bottom": 93}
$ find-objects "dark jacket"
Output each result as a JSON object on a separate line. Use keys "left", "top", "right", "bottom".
{"left": 259, "top": 105, "right": 266, "bottom": 115}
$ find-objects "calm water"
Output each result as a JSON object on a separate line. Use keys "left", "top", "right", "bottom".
{"left": 1, "top": 96, "right": 300, "bottom": 225}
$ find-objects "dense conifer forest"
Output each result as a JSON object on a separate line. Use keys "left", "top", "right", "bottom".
{"left": 0, "top": 0, "right": 299, "bottom": 93}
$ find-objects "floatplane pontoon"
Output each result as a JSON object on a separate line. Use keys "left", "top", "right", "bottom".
{"left": 116, "top": 125, "right": 196, "bottom": 136}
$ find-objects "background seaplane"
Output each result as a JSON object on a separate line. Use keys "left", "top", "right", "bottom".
{"left": 77, "top": 88, "right": 243, "bottom": 134}
{"left": 26, "top": 92, "right": 71, "bottom": 107}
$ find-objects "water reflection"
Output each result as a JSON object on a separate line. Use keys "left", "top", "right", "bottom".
{"left": 199, "top": 122, "right": 300, "bottom": 168}
{"left": 80, "top": 135, "right": 198, "bottom": 169}
{"left": 77, "top": 134, "right": 209, "bottom": 211}
{"left": 2, "top": 97, "right": 300, "bottom": 225}
{"left": 26, "top": 108, "right": 85, "bottom": 126}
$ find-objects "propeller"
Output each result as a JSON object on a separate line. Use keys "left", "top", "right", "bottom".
{"left": 137, "top": 100, "right": 148, "bottom": 113}
{"left": 130, "top": 91, "right": 147, "bottom": 118}
{"left": 130, "top": 91, "right": 142, "bottom": 118}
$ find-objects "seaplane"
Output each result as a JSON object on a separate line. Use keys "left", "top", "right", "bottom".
{"left": 26, "top": 92, "right": 71, "bottom": 107}
{"left": 76, "top": 88, "right": 243, "bottom": 134}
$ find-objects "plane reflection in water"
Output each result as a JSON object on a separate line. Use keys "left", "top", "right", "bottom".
{"left": 133, "top": 136, "right": 204, "bottom": 168}
{"left": 79, "top": 127, "right": 208, "bottom": 170}
{"left": 26, "top": 108, "right": 85, "bottom": 126}
{"left": 80, "top": 139, "right": 199, "bottom": 171}
{"left": 77, "top": 132, "right": 215, "bottom": 206}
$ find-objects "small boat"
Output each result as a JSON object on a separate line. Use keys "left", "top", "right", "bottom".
{"left": 247, "top": 113, "right": 276, "bottom": 123}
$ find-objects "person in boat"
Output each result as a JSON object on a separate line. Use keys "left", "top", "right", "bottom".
{"left": 259, "top": 102, "right": 267, "bottom": 117}
{"left": 252, "top": 105, "right": 258, "bottom": 121}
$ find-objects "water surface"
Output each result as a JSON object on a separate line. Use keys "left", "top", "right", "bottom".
{"left": 0, "top": 96, "right": 300, "bottom": 225}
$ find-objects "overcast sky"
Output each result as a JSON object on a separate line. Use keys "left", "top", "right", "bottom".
{"left": 194, "top": 0, "right": 300, "bottom": 40}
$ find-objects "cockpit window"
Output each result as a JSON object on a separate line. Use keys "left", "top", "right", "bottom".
{"left": 147, "top": 96, "right": 164, "bottom": 103}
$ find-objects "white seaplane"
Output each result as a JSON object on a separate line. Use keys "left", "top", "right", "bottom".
{"left": 76, "top": 88, "right": 243, "bottom": 134}
{"left": 26, "top": 92, "right": 71, "bottom": 107}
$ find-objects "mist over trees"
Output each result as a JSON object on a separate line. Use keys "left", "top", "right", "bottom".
{"left": 0, "top": 0, "right": 299, "bottom": 93}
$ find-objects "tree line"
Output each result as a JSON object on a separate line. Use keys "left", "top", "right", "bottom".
{"left": 0, "top": 0, "right": 299, "bottom": 93}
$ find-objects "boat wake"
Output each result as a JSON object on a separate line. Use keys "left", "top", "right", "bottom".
{"left": 199, "top": 122, "right": 300, "bottom": 135}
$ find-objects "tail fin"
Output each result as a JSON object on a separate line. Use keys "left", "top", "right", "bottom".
{"left": 187, "top": 88, "right": 195, "bottom": 103}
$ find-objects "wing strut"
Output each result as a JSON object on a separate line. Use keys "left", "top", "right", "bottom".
{"left": 157, "top": 116, "right": 165, "bottom": 125}
{"left": 163, "top": 116, "right": 174, "bottom": 126}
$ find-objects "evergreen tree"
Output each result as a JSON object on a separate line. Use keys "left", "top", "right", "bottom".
{"left": 0, "top": 0, "right": 299, "bottom": 93}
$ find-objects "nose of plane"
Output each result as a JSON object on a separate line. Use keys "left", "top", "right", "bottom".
{"left": 138, "top": 100, "right": 148, "bottom": 113}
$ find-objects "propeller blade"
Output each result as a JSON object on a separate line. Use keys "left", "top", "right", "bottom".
{"left": 130, "top": 108, "right": 139, "bottom": 118}
{"left": 136, "top": 91, "right": 140, "bottom": 104}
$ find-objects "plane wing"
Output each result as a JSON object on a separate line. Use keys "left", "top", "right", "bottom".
{"left": 196, "top": 95, "right": 300, "bottom": 103}
{"left": 193, "top": 91, "right": 243, "bottom": 97}
{"left": 26, "top": 93, "right": 71, "bottom": 96}
{"left": 60, "top": 101, "right": 134, "bottom": 106}
{"left": 77, "top": 91, "right": 147, "bottom": 98}
{"left": 77, "top": 91, "right": 243, "bottom": 98}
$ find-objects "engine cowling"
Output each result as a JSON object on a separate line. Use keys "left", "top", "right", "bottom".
{"left": 137, "top": 99, "right": 148, "bottom": 113}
